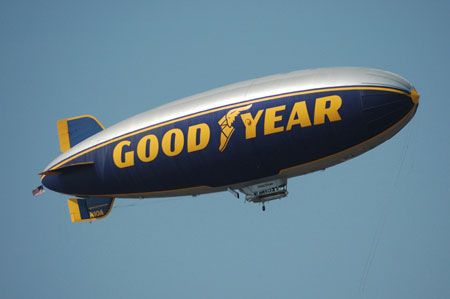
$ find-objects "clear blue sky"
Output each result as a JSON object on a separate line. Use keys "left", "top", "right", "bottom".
{"left": 1, "top": 1, "right": 449, "bottom": 298}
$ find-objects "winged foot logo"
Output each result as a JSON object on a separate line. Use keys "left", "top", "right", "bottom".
{"left": 218, "top": 104, "right": 252, "bottom": 151}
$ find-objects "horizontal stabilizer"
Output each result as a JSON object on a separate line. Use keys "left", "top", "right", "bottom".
{"left": 67, "top": 197, "right": 114, "bottom": 223}
{"left": 39, "top": 161, "right": 95, "bottom": 176}
{"left": 57, "top": 115, "right": 104, "bottom": 153}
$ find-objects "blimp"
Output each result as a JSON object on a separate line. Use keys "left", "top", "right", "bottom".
{"left": 35, "top": 67, "right": 419, "bottom": 222}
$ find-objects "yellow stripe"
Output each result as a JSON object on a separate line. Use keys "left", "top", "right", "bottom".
{"left": 67, "top": 198, "right": 81, "bottom": 223}
{"left": 49, "top": 86, "right": 409, "bottom": 171}
{"left": 57, "top": 119, "right": 71, "bottom": 153}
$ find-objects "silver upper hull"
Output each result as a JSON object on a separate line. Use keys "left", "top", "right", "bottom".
{"left": 45, "top": 67, "right": 413, "bottom": 171}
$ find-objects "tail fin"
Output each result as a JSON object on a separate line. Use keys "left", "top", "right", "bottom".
{"left": 67, "top": 197, "right": 114, "bottom": 223}
{"left": 57, "top": 115, "right": 105, "bottom": 153}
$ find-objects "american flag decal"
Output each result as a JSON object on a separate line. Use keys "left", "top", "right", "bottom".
{"left": 32, "top": 185, "right": 45, "bottom": 197}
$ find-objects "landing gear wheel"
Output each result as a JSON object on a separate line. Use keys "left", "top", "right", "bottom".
{"left": 262, "top": 204, "right": 266, "bottom": 211}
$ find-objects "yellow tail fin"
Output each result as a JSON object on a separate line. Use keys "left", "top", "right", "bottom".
{"left": 67, "top": 197, "right": 114, "bottom": 223}
{"left": 57, "top": 115, "right": 104, "bottom": 153}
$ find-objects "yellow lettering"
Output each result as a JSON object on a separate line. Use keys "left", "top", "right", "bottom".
{"left": 187, "top": 123, "right": 210, "bottom": 153}
{"left": 90, "top": 210, "right": 105, "bottom": 218}
{"left": 264, "top": 105, "right": 285, "bottom": 135}
{"left": 286, "top": 101, "right": 312, "bottom": 130}
{"left": 161, "top": 128, "right": 184, "bottom": 156}
{"left": 113, "top": 140, "right": 134, "bottom": 168}
{"left": 240, "top": 110, "right": 263, "bottom": 139}
{"left": 314, "top": 95, "right": 342, "bottom": 125}
{"left": 137, "top": 134, "right": 159, "bottom": 163}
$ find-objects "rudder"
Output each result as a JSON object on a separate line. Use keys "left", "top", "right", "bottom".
{"left": 67, "top": 197, "right": 114, "bottom": 223}
{"left": 57, "top": 115, "right": 104, "bottom": 153}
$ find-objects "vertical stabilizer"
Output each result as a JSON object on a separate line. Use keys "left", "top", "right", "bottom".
{"left": 67, "top": 197, "right": 114, "bottom": 223}
{"left": 57, "top": 115, "right": 104, "bottom": 152}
